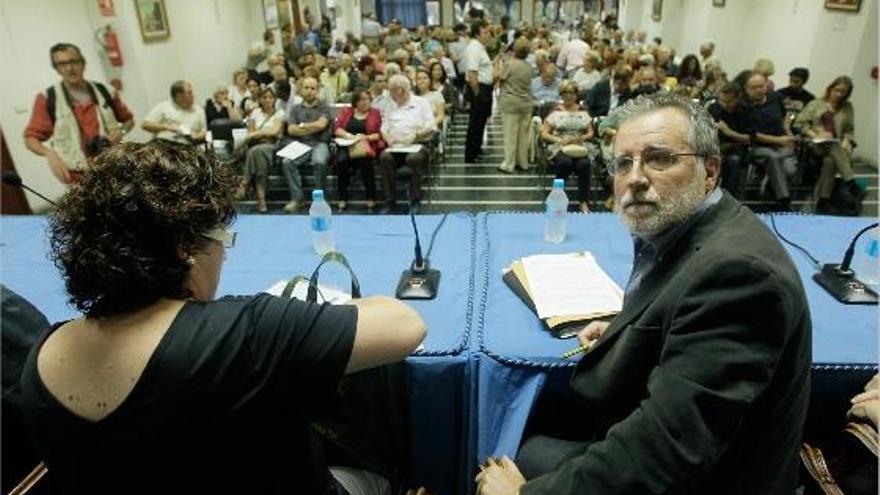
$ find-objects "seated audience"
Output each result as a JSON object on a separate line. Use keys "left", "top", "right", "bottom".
{"left": 655, "top": 45, "right": 677, "bottom": 78}
{"left": 238, "top": 88, "right": 285, "bottom": 213}
{"left": 239, "top": 77, "right": 262, "bottom": 117}
{"left": 632, "top": 65, "right": 663, "bottom": 97}
{"left": 742, "top": 72, "right": 798, "bottom": 211}
{"left": 478, "top": 93, "right": 810, "bottom": 495}
{"left": 245, "top": 29, "right": 275, "bottom": 73}
{"left": 18, "top": 141, "right": 426, "bottom": 494}
{"left": 142, "top": 80, "right": 207, "bottom": 145}
{"left": 777, "top": 67, "right": 815, "bottom": 114}
{"left": 228, "top": 69, "right": 250, "bottom": 109}
{"left": 281, "top": 76, "right": 332, "bottom": 213}
{"left": 414, "top": 69, "right": 446, "bottom": 129}
{"left": 795, "top": 76, "right": 862, "bottom": 214}
{"left": 556, "top": 31, "right": 590, "bottom": 77}
{"left": 349, "top": 55, "right": 375, "bottom": 95}
{"left": 754, "top": 57, "right": 776, "bottom": 91}
{"left": 429, "top": 61, "right": 455, "bottom": 109}
{"left": 378, "top": 75, "right": 437, "bottom": 214}
{"left": 531, "top": 64, "right": 561, "bottom": 115}
{"left": 541, "top": 81, "right": 596, "bottom": 213}
{"left": 675, "top": 54, "right": 703, "bottom": 99}
{"left": 572, "top": 52, "right": 602, "bottom": 96}
{"left": 708, "top": 82, "right": 751, "bottom": 198}
{"left": 370, "top": 72, "right": 392, "bottom": 114}
{"left": 320, "top": 54, "right": 350, "bottom": 104}
{"left": 333, "top": 89, "right": 385, "bottom": 212}
{"left": 204, "top": 83, "right": 241, "bottom": 126}
{"left": 584, "top": 66, "right": 633, "bottom": 117}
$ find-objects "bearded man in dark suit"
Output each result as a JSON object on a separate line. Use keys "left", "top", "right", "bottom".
{"left": 477, "top": 93, "right": 812, "bottom": 495}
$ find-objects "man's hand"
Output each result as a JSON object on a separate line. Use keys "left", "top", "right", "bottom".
{"left": 46, "top": 150, "right": 72, "bottom": 184}
{"left": 476, "top": 456, "right": 526, "bottom": 495}
{"left": 577, "top": 320, "right": 610, "bottom": 348}
{"left": 841, "top": 138, "right": 853, "bottom": 154}
{"left": 848, "top": 373, "right": 880, "bottom": 426}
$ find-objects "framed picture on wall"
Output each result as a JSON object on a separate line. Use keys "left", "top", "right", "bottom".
{"left": 713, "top": 0, "right": 726, "bottom": 7}
{"left": 263, "top": 0, "right": 279, "bottom": 29}
{"left": 651, "top": 0, "right": 663, "bottom": 21}
{"left": 134, "top": 0, "right": 170, "bottom": 41}
{"left": 825, "top": 0, "right": 861, "bottom": 11}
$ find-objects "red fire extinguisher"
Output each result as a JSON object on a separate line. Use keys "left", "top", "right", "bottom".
{"left": 103, "top": 26, "right": 124, "bottom": 67}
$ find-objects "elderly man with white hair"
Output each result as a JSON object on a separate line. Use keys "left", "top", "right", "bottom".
{"left": 377, "top": 75, "right": 437, "bottom": 214}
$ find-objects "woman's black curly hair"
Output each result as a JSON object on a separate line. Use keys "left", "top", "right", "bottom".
{"left": 49, "top": 141, "right": 237, "bottom": 318}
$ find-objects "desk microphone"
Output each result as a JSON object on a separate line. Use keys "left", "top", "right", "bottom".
{"left": 395, "top": 202, "right": 440, "bottom": 300}
{"left": 2, "top": 171, "right": 57, "bottom": 206}
{"left": 813, "top": 222, "right": 878, "bottom": 305}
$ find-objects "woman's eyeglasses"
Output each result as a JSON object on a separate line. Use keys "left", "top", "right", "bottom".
{"left": 607, "top": 148, "right": 704, "bottom": 176}
{"left": 201, "top": 226, "right": 236, "bottom": 248}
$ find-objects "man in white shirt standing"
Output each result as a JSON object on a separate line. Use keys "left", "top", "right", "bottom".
{"left": 377, "top": 75, "right": 436, "bottom": 214}
{"left": 142, "top": 81, "right": 207, "bottom": 145}
{"left": 464, "top": 20, "right": 494, "bottom": 164}
{"left": 556, "top": 31, "right": 591, "bottom": 78}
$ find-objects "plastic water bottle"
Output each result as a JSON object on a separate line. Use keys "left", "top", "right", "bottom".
{"left": 855, "top": 232, "right": 880, "bottom": 286}
{"left": 309, "top": 189, "right": 335, "bottom": 255}
{"left": 544, "top": 178, "right": 568, "bottom": 244}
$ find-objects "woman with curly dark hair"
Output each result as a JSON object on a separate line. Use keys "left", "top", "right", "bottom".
{"left": 17, "top": 142, "right": 425, "bottom": 494}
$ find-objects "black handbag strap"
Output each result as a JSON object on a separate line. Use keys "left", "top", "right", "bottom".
{"left": 280, "top": 251, "right": 361, "bottom": 302}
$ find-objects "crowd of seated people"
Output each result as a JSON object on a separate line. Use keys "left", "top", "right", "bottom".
{"left": 131, "top": 9, "right": 863, "bottom": 215}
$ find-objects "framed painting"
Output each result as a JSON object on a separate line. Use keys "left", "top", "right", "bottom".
{"left": 825, "top": 0, "right": 861, "bottom": 11}
{"left": 652, "top": 0, "right": 663, "bottom": 21}
{"left": 134, "top": 0, "right": 170, "bottom": 41}
{"left": 713, "top": 0, "right": 726, "bottom": 7}
{"left": 263, "top": 0, "right": 279, "bottom": 29}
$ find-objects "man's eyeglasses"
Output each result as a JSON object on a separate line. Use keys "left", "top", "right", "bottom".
{"left": 54, "top": 59, "right": 84, "bottom": 69}
{"left": 607, "top": 148, "right": 704, "bottom": 176}
{"left": 201, "top": 226, "right": 237, "bottom": 248}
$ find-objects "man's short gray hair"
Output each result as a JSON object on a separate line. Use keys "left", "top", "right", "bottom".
{"left": 610, "top": 93, "right": 720, "bottom": 158}
{"left": 388, "top": 74, "right": 411, "bottom": 92}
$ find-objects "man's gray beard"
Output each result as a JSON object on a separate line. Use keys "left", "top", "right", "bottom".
{"left": 615, "top": 174, "right": 707, "bottom": 239}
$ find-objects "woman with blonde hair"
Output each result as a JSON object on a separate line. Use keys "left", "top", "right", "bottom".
{"left": 498, "top": 37, "right": 535, "bottom": 173}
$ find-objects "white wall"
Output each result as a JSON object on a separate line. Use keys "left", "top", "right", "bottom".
{"left": 619, "top": 0, "right": 878, "bottom": 165}
{"left": 0, "top": 0, "right": 266, "bottom": 210}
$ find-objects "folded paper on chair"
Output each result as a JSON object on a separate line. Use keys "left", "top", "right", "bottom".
{"left": 504, "top": 252, "right": 623, "bottom": 338}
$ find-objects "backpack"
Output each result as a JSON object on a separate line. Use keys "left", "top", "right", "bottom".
{"left": 45, "top": 82, "right": 114, "bottom": 124}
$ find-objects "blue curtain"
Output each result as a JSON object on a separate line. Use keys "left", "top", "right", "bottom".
{"left": 375, "top": 0, "right": 426, "bottom": 28}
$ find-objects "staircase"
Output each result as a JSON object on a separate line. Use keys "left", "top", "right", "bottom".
{"left": 236, "top": 107, "right": 878, "bottom": 217}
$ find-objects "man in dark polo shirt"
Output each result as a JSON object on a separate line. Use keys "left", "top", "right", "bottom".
{"left": 776, "top": 67, "right": 814, "bottom": 114}
{"left": 708, "top": 82, "right": 751, "bottom": 198}
{"left": 742, "top": 72, "right": 798, "bottom": 211}
{"left": 281, "top": 76, "right": 331, "bottom": 213}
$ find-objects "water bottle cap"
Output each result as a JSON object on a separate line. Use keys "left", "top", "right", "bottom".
{"left": 313, "top": 189, "right": 324, "bottom": 201}
{"left": 552, "top": 178, "right": 564, "bottom": 189}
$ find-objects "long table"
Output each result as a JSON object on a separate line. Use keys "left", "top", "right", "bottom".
{"left": 0, "top": 214, "right": 477, "bottom": 495}
{"left": 3, "top": 212, "right": 877, "bottom": 495}
{"left": 472, "top": 211, "right": 879, "bottom": 477}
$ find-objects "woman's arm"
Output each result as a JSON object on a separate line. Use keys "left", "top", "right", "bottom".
{"left": 344, "top": 296, "right": 426, "bottom": 374}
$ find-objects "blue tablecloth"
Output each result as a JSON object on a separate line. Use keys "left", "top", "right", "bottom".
{"left": 0, "top": 213, "right": 476, "bottom": 495}
{"left": 473, "top": 211, "right": 879, "bottom": 472}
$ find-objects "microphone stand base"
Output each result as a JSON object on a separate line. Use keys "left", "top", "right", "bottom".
{"left": 813, "top": 264, "right": 878, "bottom": 305}
{"left": 396, "top": 268, "right": 440, "bottom": 300}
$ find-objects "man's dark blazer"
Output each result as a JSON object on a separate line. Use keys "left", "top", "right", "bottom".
{"left": 521, "top": 191, "right": 812, "bottom": 495}
{"left": 583, "top": 79, "right": 633, "bottom": 117}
